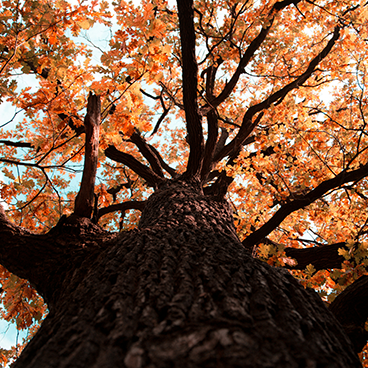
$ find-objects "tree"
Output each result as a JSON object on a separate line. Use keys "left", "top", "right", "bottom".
{"left": 0, "top": 0, "right": 368, "bottom": 366}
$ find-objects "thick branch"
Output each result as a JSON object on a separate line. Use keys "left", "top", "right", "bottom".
{"left": 0, "top": 205, "right": 36, "bottom": 280}
{"left": 0, "top": 204, "right": 111, "bottom": 305}
{"left": 0, "top": 205, "right": 62, "bottom": 300}
{"left": 214, "top": 128, "right": 229, "bottom": 158}
{"left": 201, "top": 64, "right": 221, "bottom": 181}
{"left": 243, "top": 160, "right": 368, "bottom": 247}
{"left": 104, "top": 145, "right": 166, "bottom": 187}
{"left": 146, "top": 144, "right": 179, "bottom": 179}
{"left": 215, "top": 26, "right": 341, "bottom": 163}
{"left": 284, "top": 243, "right": 346, "bottom": 270}
{"left": 210, "top": 112, "right": 264, "bottom": 197}
{"left": 201, "top": 110, "right": 218, "bottom": 181}
{"left": 97, "top": 200, "right": 146, "bottom": 221}
{"left": 256, "top": 238, "right": 347, "bottom": 270}
{"left": 129, "top": 131, "right": 165, "bottom": 178}
{"left": 74, "top": 93, "right": 101, "bottom": 218}
{"left": 329, "top": 275, "right": 368, "bottom": 353}
{"left": 177, "top": 0, "right": 204, "bottom": 178}
{"left": 0, "top": 140, "right": 33, "bottom": 148}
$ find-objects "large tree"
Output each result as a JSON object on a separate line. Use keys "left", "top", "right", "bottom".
{"left": 0, "top": 0, "right": 368, "bottom": 366}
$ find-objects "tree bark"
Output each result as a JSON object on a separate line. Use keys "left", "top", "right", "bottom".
{"left": 330, "top": 275, "right": 368, "bottom": 354}
{"left": 3, "top": 180, "right": 361, "bottom": 368}
{"left": 74, "top": 93, "right": 101, "bottom": 218}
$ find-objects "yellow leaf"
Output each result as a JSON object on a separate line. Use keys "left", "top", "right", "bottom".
{"left": 106, "top": 133, "right": 121, "bottom": 145}
{"left": 162, "top": 44, "right": 171, "bottom": 55}
{"left": 338, "top": 248, "right": 350, "bottom": 260}
{"left": 129, "top": 82, "right": 141, "bottom": 97}
{"left": 305, "top": 264, "right": 316, "bottom": 276}
{"left": 77, "top": 19, "right": 93, "bottom": 30}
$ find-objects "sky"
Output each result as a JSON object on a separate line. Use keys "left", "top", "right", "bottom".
{"left": 0, "top": 319, "right": 23, "bottom": 352}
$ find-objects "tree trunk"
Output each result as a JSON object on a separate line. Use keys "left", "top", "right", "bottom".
{"left": 12, "top": 180, "right": 361, "bottom": 368}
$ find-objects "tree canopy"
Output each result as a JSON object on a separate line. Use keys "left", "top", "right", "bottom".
{"left": 1, "top": 0, "right": 368, "bottom": 365}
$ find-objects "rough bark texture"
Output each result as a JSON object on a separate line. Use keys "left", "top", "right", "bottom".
{"left": 74, "top": 93, "right": 101, "bottom": 218}
{"left": 9, "top": 180, "right": 361, "bottom": 367}
{"left": 330, "top": 275, "right": 368, "bottom": 354}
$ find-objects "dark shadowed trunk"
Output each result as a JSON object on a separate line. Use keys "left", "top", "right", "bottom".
{"left": 8, "top": 179, "right": 360, "bottom": 368}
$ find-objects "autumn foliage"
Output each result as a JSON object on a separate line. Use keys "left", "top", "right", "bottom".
{"left": 1, "top": 0, "right": 368, "bottom": 365}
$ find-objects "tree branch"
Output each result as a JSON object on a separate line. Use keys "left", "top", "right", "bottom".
{"left": 210, "top": 112, "right": 264, "bottom": 197}
{"left": 329, "top": 275, "right": 368, "bottom": 353}
{"left": 107, "top": 181, "right": 133, "bottom": 202}
{"left": 0, "top": 140, "right": 33, "bottom": 148}
{"left": 96, "top": 200, "right": 146, "bottom": 221}
{"left": 0, "top": 205, "right": 61, "bottom": 301}
{"left": 243, "top": 160, "right": 368, "bottom": 247}
{"left": 199, "top": 0, "right": 302, "bottom": 116}
{"left": 74, "top": 93, "right": 101, "bottom": 218}
{"left": 201, "top": 110, "right": 218, "bottom": 181}
{"left": 214, "top": 127, "right": 229, "bottom": 158}
{"left": 129, "top": 131, "right": 166, "bottom": 178}
{"left": 0, "top": 205, "right": 35, "bottom": 280}
{"left": 146, "top": 144, "right": 179, "bottom": 179}
{"left": 215, "top": 26, "right": 341, "bottom": 163}
{"left": 150, "top": 95, "right": 171, "bottom": 136}
{"left": 256, "top": 238, "right": 347, "bottom": 270}
{"left": 177, "top": 0, "right": 204, "bottom": 178}
{"left": 0, "top": 204, "right": 111, "bottom": 304}
{"left": 284, "top": 243, "right": 346, "bottom": 270}
{"left": 104, "top": 145, "right": 166, "bottom": 187}
{"left": 201, "top": 64, "right": 221, "bottom": 181}
{"left": 21, "top": 58, "right": 86, "bottom": 136}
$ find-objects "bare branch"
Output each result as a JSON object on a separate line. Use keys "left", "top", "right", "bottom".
{"left": 74, "top": 93, "right": 101, "bottom": 218}
{"left": 150, "top": 96, "right": 171, "bottom": 136}
{"left": 284, "top": 243, "right": 346, "bottom": 270}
